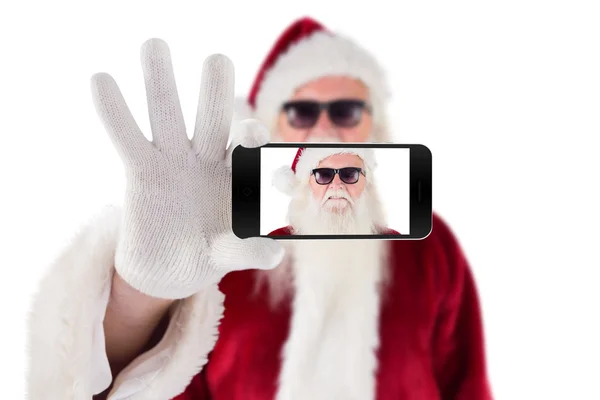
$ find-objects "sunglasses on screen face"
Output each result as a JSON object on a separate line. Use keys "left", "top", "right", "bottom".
{"left": 282, "top": 100, "right": 371, "bottom": 129}
{"left": 311, "top": 167, "right": 366, "bottom": 185}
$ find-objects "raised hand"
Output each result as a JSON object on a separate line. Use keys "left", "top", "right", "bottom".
{"left": 90, "top": 39, "right": 283, "bottom": 299}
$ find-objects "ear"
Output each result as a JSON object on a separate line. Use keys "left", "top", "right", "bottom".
{"left": 272, "top": 166, "right": 297, "bottom": 196}
{"left": 233, "top": 96, "right": 254, "bottom": 121}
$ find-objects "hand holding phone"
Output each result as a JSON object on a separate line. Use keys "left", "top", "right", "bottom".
{"left": 232, "top": 143, "right": 432, "bottom": 239}
{"left": 91, "top": 40, "right": 284, "bottom": 299}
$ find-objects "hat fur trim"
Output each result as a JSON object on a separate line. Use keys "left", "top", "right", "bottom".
{"left": 254, "top": 31, "right": 390, "bottom": 140}
{"left": 272, "top": 148, "right": 377, "bottom": 196}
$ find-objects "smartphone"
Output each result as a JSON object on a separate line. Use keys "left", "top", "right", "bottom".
{"left": 232, "top": 143, "right": 432, "bottom": 239}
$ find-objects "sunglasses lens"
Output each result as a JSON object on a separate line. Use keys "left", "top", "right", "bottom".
{"left": 314, "top": 169, "right": 335, "bottom": 184}
{"left": 328, "top": 101, "right": 364, "bottom": 127}
{"left": 339, "top": 168, "right": 360, "bottom": 183}
{"left": 285, "top": 102, "right": 320, "bottom": 128}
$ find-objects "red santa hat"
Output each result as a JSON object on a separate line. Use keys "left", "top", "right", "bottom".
{"left": 273, "top": 147, "right": 377, "bottom": 196}
{"left": 234, "top": 17, "right": 392, "bottom": 142}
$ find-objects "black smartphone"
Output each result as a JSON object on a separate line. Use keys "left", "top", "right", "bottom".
{"left": 232, "top": 143, "right": 432, "bottom": 239}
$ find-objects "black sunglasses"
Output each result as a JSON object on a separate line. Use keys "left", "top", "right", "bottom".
{"left": 282, "top": 99, "right": 371, "bottom": 129}
{"left": 311, "top": 167, "right": 366, "bottom": 185}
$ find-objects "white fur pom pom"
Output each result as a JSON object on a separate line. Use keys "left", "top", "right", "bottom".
{"left": 272, "top": 166, "right": 297, "bottom": 196}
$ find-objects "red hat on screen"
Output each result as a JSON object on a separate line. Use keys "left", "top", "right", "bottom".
{"left": 234, "top": 17, "right": 391, "bottom": 141}
{"left": 272, "top": 147, "right": 377, "bottom": 196}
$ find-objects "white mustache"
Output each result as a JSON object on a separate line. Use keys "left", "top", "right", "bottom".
{"left": 321, "top": 189, "right": 353, "bottom": 205}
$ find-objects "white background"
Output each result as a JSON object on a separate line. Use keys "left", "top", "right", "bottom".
{"left": 1, "top": 0, "right": 599, "bottom": 399}
{"left": 259, "top": 147, "right": 410, "bottom": 234}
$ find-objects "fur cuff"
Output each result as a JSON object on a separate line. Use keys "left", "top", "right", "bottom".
{"left": 26, "top": 206, "right": 225, "bottom": 400}
{"left": 26, "top": 206, "right": 121, "bottom": 399}
{"left": 107, "top": 283, "right": 224, "bottom": 400}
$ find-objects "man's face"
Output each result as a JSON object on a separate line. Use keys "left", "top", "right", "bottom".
{"left": 276, "top": 76, "right": 373, "bottom": 143}
{"left": 308, "top": 154, "right": 366, "bottom": 212}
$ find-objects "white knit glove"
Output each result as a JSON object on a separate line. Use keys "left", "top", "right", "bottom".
{"left": 90, "top": 38, "right": 283, "bottom": 299}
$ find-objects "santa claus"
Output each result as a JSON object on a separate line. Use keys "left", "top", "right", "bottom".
{"left": 269, "top": 146, "right": 400, "bottom": 235}
{"left": 26, "top": 16, "right": 493, "bottom": 400}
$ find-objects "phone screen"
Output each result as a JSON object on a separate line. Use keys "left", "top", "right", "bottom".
{"left": 232, "top": 143, "right": 431, "bottom": 240}
{"left": 259, "top": 147, "right": 411, "bottom": 236}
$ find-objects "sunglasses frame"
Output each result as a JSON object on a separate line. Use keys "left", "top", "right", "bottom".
{"left": 281, "top": 99, "right": 372, "bottom": 129}
{"left": 311, "top": 167, "right": 366, "bottom": 185}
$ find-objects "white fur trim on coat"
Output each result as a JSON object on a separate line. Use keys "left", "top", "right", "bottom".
{"left": 26, "top": 206, "right": 225, "bottom": 400}
{"left": 254, "top": 31, "right": 391, "bottom": 139}
{"left": 272, "top": 147, "right": 377, "bottom": 196}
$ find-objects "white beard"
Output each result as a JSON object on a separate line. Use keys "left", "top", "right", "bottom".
{"left": 288, "top": 186, "right": 376, "bottom": 235}
{"left": 273, "top": 184, "right": 389, "bottom": 400}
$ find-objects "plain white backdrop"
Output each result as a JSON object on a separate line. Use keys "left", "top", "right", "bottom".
{"left": 259, "top": 147, "right": 410, "bottom": 234}
{"left": 1, "top": 0, "right": 599, "bottom": 398}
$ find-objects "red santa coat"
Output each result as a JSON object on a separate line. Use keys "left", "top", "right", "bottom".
{"left": 171, "top": 213, "right": 493, "bottom": 399}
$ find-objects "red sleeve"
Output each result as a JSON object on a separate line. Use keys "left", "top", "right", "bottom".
{"left": 430, "top": 215, "right": 494, "bottom": 399}
{"left": 268, "top": 226, "right": 293, "bottom": 236}
{"left": 172, "top": 368, "right": 211, "bottom": 399}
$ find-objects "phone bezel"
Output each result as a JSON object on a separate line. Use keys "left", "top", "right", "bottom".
{"left": 232, "top": 143, "right": 432, "bottom": 240}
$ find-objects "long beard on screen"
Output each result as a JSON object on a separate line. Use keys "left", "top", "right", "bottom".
{"left": 288, "top": 186, "right": 375, "bottom": 235}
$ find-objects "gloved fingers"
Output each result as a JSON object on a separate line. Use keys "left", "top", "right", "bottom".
{"left": 140, "top": 38, "right": 189, "bottom": 153}
{"left": 191, "top": 54, "right": 235, "bottom": 161}
{"left": 91, "top": 72, "right": 152, "bottom": 162}
{"left": 210, "top": 232, "right": 285, "bottom": 272}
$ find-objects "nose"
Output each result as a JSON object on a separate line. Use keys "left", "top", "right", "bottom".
{"left": 328, "top": 174, "right": 346, "bottom": 189}
{"left": 307, "top": 112, "right": 342, "bottom": 140}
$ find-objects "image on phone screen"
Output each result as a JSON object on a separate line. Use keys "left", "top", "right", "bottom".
{"left": 232, "top": 143, "right": 432, "bottom": 239}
